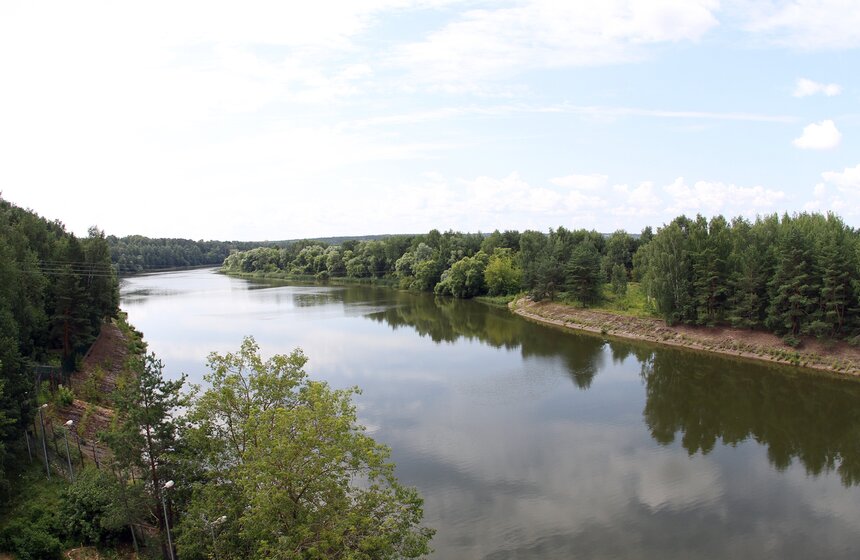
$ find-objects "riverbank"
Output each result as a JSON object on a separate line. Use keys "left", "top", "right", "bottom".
{"left": 222, "top": 269, "right": 400, "bottom": 287}
{"left": 511, "top": 297, "right": 860, "bottom": 376}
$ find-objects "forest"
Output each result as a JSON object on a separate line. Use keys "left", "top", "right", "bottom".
{"left": 0, "top": 197, "right": 118, "bottom": 495}
{"left": 223, "top": 212, "right": 860, "bottom": 344}
{"left": 108, "top": 234, "right": 395, "bottom": 273}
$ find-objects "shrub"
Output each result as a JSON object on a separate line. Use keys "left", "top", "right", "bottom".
{"left": 61, "top": 467, "right": 127, "bottom": 545}
{"left": 56, "top": 384, "right": 75, "bottom": 407}
{"left": 0, "top": 522, "right": 63, "bottom": 560}
{"left": 782, "top": 334, "right": 802, "bottom": 348}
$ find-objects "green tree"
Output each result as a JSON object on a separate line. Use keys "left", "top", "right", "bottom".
{"left": 766, "top": 222, "right": 817, "bottom": 337}
{"left": 60, "top": 467, "right": 136, "bottom": 545}
{"left": 565, "top": 241, "right": 603, "bottom": 306}
{"left": 177, "top": 337, "right": 434, "bottom": 560}
{"left": 610, "top": 263, "right": 627, "bottom": 296}
{"left": 105, "top": 354, "right": 187, "bottom": 551}
{"left": 435, "top": 252, "right": 489, "bottom": 298}
{"left": 639, "top": 218, "right": 693, "bottom": 324}
{"left": 484, "top": 249, "right": 522, "bottom": 296}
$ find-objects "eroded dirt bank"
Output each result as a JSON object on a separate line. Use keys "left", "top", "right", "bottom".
{"left": 511, "top": 298, "right": 860, "bottom": 376}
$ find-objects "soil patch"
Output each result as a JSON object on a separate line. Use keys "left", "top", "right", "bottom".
{"left": 511, "top": 298, "right": 860, "bottom": 376}
{"left": 53, "top": 321, "right": 133, "bottom": 466}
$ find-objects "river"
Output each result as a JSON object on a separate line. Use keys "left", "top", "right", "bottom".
{"left": 120, "top": 268, "right": 860, "bottom": 559}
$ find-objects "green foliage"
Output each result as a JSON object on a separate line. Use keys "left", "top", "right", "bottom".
{"left": 176, "top": 337, "right": 434, "bottom": 560}
{"left": 435, "top": 251, "right": 489, "bottom": 298}
{"left": 0, "top": 196, "right": 118, "bottom": 492}
{"left": 104, "top": 352, "right": 187, "bottom": 542}
{"left": 0, "top": 465, "right": 66, "bottom": 559}
{"left": 635, "top": 211, "right": 860, "bottom": 340}
{"left": 484, "top": 249, "right": 522, "bottom": 296}
{"left": 55, "top": 384, "right": 75, "bottom": 407}
{"left": 0, "top": 521, "right": 63, "bottom": 560}
{"left": 610, "top": 263, "right": 628, "bottom": 296}
{"left": 565, "top": 241, "right": 603, "bottom": 306}
{"left": 60, "top": 467, "right": 128, "bottom": 545}
{"left": 219, "top": 211, "right": 860, "bottom": 343}
{"left": 638, "top": 217, "right": 694, "bottom": 324}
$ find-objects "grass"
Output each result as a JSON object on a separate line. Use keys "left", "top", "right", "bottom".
{"left": 557, "top": 282, "right": 656, "bottom": 318}
{"left": 474, "top": 294, "right": 519, "bottom": 307}
{"left": 593, "top": 282, "right": 655, "bottom": 318}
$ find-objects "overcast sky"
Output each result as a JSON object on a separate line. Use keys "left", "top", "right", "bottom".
{"left": 1, "top": 1, "right": 859, "bottom": 240}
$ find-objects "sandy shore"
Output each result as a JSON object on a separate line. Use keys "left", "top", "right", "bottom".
{"left": 510, "top": 298, "right": 860, "bottom": 377}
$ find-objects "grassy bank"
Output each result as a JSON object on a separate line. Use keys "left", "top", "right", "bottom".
{"left": 511, "top": 297, "right": 860, "bottom": 376}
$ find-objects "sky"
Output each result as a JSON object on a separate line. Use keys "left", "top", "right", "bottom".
{"left": 1, "top": 0, "right": 859, "bottom": 241}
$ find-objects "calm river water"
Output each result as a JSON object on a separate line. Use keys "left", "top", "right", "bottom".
{"left": 121, "top": 268, "right": 860, "bottom": 559}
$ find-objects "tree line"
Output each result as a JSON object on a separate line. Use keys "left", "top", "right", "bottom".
{"left": 223, "top": 212, "right": 860, "bottom": 345}
{"left": 221, "top": 227, "right": 643, "bottom": 301}
{"left": 0, "top": 196, "right": 118, "bottom": 496}
{"left": 108, "top": 234, "right": 396, "bottom": 274}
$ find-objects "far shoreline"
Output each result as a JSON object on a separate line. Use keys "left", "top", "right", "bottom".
{"left": 510, "top": 298, "right": 860, "bottom": 378}
{"left": 212, "top": 269, "right": 860, "bottom": 378}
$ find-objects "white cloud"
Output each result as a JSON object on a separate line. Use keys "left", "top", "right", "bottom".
{"left": 793, "top": 78, "right": 842, "bottom": 97}
{"left": 807, "top": 164, "right": 860, "bottom": 217}
{"left": 394, "top": 0, "right": 719, "bottom": 88}
{"left": 550, "top": 173, "right": 609, "bottom": 190}
{"left": 663, "top": 177, "right": 786, "bottom": 216}
{"left": 821, "top": 164, "right": 860, "bottom": 188}
{"left": 736, "top": 0, "right": 860, "bottom": 49}
{"left": 792, "top": 120, "right": 841, "bottom": 150}
{"left": 612, "top": 182, "right": 664, "bottom": 217}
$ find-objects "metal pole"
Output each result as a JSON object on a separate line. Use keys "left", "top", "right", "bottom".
{"left": 25, "top": 430, "right": 32, "bottom": 462}
{"left": 63, "top": 428, "right": 74, "bottom": 482}
{"left": 210, "top": 523, "right": 219, "bottom": 560}
{"left": 38, "top": 405, "right": 50, "bottom": 479}
{"left": 162, "top": 484, "right": 175, "bottom": 560}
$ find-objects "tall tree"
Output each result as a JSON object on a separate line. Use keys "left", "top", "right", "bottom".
{"left": 565, "top": 241, "right": 603, "bottom": 306}
{"left": 766, "top": 221, "right": 818, "bottom": 337}
{"left": 106, "top": 354, "right": 187, "bottom": 553}
{"left": 176, "top": 337, "right": 434, "bottom": 560}
{"left": 640, "top": 219, "right": 694, "bottom": 324}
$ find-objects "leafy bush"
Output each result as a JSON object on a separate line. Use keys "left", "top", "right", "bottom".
{"left": 56, "top": 384, "right": 75, "bottom": 407}
{"left": 0, "top": 521, "right": 62, "bottom": 560}
{"left": 782, "top": 334, "right": 802, "bottom": 348}
{"left": 61, "top": 467, "right": 127, "bottom": 545}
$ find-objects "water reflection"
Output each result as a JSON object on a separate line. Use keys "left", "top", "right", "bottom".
{"left": 641, "top": 350, "right": 860, "bottom": 486}
{"left": 368, "top": 293, "right": 608, "bottom": 389}
{"left": 120, "top": 270, "right": 860, "bottom": 560}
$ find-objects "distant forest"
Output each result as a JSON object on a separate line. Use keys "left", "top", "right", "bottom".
{"left": 0, "top": 197, "right": 118, "bottom": 493}
{"left": 107, "top": 234, "right": 394, "bottom": 273}
{"left": 223, "top": 213, "right": 860, "bottom": 345}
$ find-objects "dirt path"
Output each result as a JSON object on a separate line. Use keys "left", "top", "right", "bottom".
{"left": 511, "top": 298, "right": 860, "bottom": 376}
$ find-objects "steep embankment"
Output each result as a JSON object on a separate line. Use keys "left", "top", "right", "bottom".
{"left": 511, "top": 298, "right": 860, "bottom": 376}
{"left": 54, "top": 319, "right": 138, "bottom": 466}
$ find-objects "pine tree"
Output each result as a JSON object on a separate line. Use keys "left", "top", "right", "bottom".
{"left": 766, "top": 223, "right": 818, "bottom": 338}
{"left": 565, "top": 241, "right": 602, "bottom": 306}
